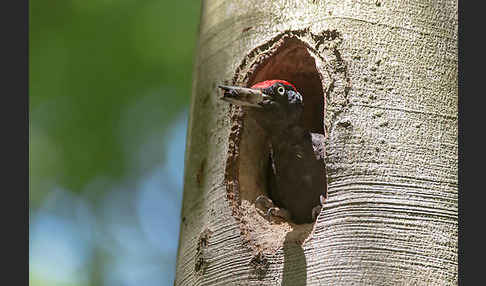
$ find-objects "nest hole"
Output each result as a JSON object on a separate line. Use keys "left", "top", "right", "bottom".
{"left": 238, "top": 38, "right": 326, "bottom": 226}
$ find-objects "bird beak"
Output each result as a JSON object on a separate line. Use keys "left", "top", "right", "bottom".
{"left": 218, "top": 85, "right": 269, "bottom": 108}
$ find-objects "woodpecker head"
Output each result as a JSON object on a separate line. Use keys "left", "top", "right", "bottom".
{"left": 218, "top": 80, "right": 304, "bottom": 132}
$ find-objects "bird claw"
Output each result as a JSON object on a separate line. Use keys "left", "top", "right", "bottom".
{"left": 255, "top": 195, "right": 290, "bottom": 221}
{"left": 267, "top": 207, "right": 291, "bottom": 221}
{"left": 320, "top": 194, "right": 326, "bottom": 205}
{"left": 312, "top": 194, "right": 327, "bottom": 221}
{"left": 255, "top": 194, "right": 273, "bottom": 210}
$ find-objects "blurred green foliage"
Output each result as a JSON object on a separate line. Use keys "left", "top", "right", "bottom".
{"left": 30, "top": 1, "right": 201, "bottom": 285}
{"left": 30, "top": 0, "right": 200, "bottom": 206}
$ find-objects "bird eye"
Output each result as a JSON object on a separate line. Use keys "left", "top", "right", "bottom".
{"left": 277, "top": 86, "right": 285, "bottom": 95}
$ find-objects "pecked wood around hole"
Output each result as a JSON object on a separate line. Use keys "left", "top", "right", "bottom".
{"left": 223, "top": 33, "right": 334, "bottom": 254}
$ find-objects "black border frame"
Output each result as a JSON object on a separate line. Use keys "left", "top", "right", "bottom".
{"left": 1, "top": 0, "right": 29, "bottom": 284}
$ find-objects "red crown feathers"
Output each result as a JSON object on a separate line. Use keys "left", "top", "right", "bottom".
{"left": 251, "top": 80, "right": 297, "bottom": 92}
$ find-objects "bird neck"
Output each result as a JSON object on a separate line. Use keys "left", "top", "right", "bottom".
{"left": 268, "top": 124, "right": 309, "bottom": 148}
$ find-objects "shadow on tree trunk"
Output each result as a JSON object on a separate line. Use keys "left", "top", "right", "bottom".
{"left": 282, "top": 230, "right": 307, "bottom": 286}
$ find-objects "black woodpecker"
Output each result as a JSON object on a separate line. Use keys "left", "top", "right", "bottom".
{"left": 219, "top": 80, "right": 327, "bottom": 224}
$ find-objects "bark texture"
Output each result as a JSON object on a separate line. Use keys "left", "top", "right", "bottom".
{"left": 176, "top": 1, "right": 457, "bottom": 285}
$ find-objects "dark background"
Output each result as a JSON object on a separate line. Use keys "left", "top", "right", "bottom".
{"left": 29, "top": 0, "right": 201, "bottom": 284}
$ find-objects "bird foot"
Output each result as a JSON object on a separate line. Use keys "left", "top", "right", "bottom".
{"left": 255, "top": 194, "right": 273, "bottom": 210}
{"left": 267, "top": 207, "right": 291, "bottom": 221}
{"left": 311, "top": 194, "right": 327, "bottom": 221}
{"left": 255, "top": 194, "right": 290, "bottom": 222}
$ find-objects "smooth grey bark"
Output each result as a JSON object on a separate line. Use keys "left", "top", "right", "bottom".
{"left": 175, "top": 1, "right": 457, "bottom": 285}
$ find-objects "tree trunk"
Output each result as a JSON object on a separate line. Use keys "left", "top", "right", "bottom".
{"left": 175, "top": 1, "right": 457, "bottom": 285}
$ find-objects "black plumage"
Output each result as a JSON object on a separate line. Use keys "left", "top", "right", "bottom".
{"left": 219, "top": 80, "right": 326, "bottom": 224}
